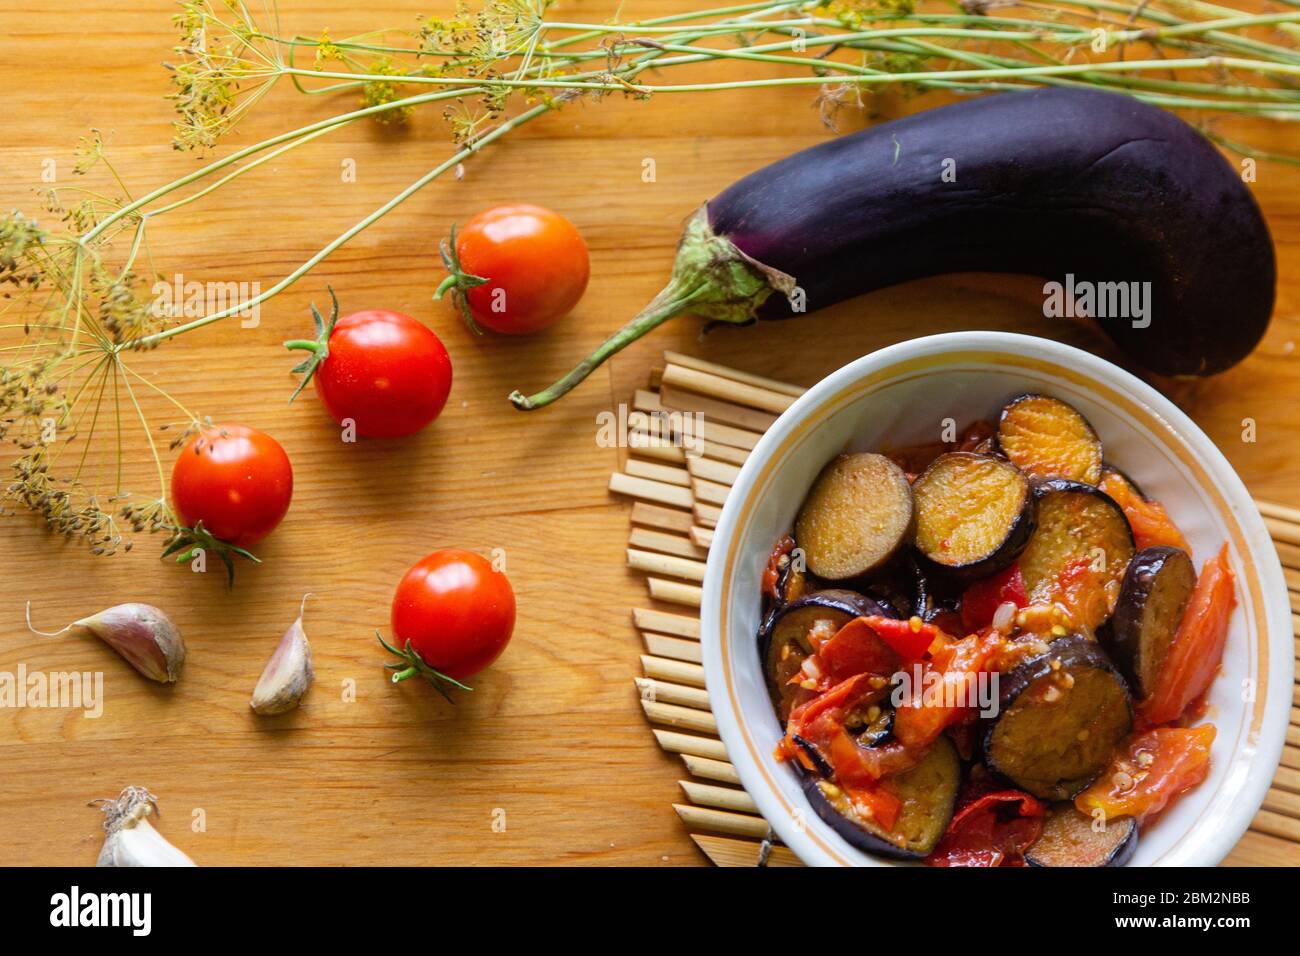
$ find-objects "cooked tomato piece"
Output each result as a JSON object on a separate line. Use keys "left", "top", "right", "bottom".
{"left": 816, "top": 617, "right": 901, "bottom": 681}
{"left": 960, "top": 564, "right": 1028, "bottom": 632}
{"left": 1100, "top": 470, "right": 1191, "bottom": 553}
{"left": 780, "top": 673, "right": 884, "bottom": 769}
{"left": 761, "top": 535, "right": 796, "bottom": 602}
{"left": 1139, "top": 544, "right": 1236, "bottom": 725}
{"left": 926, "top": 789, "right": 1046, "bottom": 867}
{"left": 894, "top": 632, "right": 1001, "bottom": 749}
{"left": 856, "top": 615, "right": 942, "bottom": 661}
{"left": 1075, "top": 724, "right": 1216, "bottom": 824}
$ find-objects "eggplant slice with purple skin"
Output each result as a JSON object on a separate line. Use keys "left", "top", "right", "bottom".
{"left": 1026, "top": 805, "right": 1138, "bottom": 867}
{"left": 803, "top": 735, "right": 961, "bottom": 859}
{"left": 984, "top": 637, "right": 1133, "bottom": 801}
{"left": 760, "top": 589, "right": 894, "bottom": 721}
{"left": 997, "top": 394, "right": 1104, "bottom": 486}
{"left": 795, "top": 453, "right": 914, "bottom": 581}
{"left": 1018, "top": 479, "right": 1136, "bottom": 631}
{"left": 1105, "top": 546, "right": 1197, "bottom": 699}
{"left": 512, "top": 88, "right": 1275, "bottom": 410}
{"left": 913, "top": 452, "right": 1036, "bottom": 581}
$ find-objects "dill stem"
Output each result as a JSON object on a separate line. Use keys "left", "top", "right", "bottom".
{"left": 129, "top": 101, "right": 554, "bottom": 349}
{"left": 79, "top": 87, "right": 479, "bottom": 246}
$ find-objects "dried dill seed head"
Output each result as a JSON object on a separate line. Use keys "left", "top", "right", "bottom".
{"left": 167, "top": 1, "right": 281, "bottom": 150}
{"left": 87, "top": 264, "right": 163, "bottom": 348}
{"left": 0, "top": 212, "right": 47, "bottom": 290}
{"left": 120, "top": 497, "right": 179, "bottom": 539}
{"left": 164, "top": 417, "right": 210, "bottom": 452}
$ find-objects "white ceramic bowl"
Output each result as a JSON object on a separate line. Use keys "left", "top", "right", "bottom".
{"left": 701, "top": 331, "right": 1290, "bottom": 867}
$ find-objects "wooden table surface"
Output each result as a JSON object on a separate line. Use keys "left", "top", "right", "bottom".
{"left": 1, "top": 1, "right": 1297, "bottom": 866}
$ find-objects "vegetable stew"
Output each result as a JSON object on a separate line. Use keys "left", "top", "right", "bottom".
{"left": 761, "top": 393, "right": 1235, "bottom": 866}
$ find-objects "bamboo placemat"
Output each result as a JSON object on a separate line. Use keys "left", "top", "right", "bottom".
{"left": 612, "top": 350, "right": 1300, "bottom": 867}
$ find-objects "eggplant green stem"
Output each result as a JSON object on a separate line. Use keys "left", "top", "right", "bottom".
{"left": 509, "top": 207, "right": 793, "bottom": 410}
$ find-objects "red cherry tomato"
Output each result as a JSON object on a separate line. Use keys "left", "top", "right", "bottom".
{"left": 171, "top": 424, "right": 293, "bottom": 548}
{"left": 312, "top": 310, "right": 452, "bottom": 438}
{"left": 441, "top": 204, "right": 589, "bottom": 335}
{"left": 388, "top": 549, "right": 516, "bottom": 687}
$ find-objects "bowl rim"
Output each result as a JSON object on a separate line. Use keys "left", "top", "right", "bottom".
{"left": 700, "top": 330, "right": 1291, "bottom": 868}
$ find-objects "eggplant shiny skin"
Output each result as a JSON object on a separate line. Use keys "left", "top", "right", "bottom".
{"left": 708, "top": 88, "right": 1274, "bottom": 377}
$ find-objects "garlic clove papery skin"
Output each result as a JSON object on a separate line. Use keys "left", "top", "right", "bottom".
{"left": 77, "top": 604, "right": 185, "bottom": 683}
{"left": 250, "top": 612, "right": 313, "bottom": 715}
{"left": 95, "top": 787, "right": 196, "bottom": 867}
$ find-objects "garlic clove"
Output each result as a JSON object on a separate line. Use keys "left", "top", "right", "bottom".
{"left": 94, "top": 787, "right": 196, "bottom": 867}
{"left": 29, "top": 603, "right": 186, "bottom": 683}
{"left": 250, "top": 600, "right": 313, "bottom": 715}
{"left": 79, "top": 604, "right": 185, "bottom": 683}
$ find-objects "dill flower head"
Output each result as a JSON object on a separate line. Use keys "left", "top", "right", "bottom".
{"left": 167, "top": 0, "right": 282, "bottom": 150}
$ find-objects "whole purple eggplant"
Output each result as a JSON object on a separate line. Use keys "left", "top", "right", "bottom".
{"left": 510, "top": 88, "right": 1275, "bottom": 410}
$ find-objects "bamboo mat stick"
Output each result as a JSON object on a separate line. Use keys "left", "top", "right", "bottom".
{"left": 663, "top": 350, "right": 806, "bottom": 398}
{"left": 1252, "top": 808, "right": 1300, "bottom": 843}
{"left": 1275, "top": 539, "right": 1300, "bottom": 571}
{"left": 681, "top": 781, "right": 759, "bottom": 814}
{"left": 629, "top": 549, "right": 707, "bottom": 582}
{"left": 674, "top": 804, "right": 769, "bottom": 838}
{"left": 609, "top": 472, "right": 694, "bottom": 509}
{"left": 624, "top": 459, "right": 691, "bottom": 487}
{"left": 690, "top": 526, "right": 714, "bottom": 549}
{"left": 629, "top": 528, "right": 707, "bottom": 560}
{"left": 634, "top": 388, "right": 763, "bottom": 451}
{"left": 647, "top": 577, "right": 703, "bottom": 607}
{"left": 1292, "top": 706, "right": 1300, "bottom": 726}
{"left": 643, "top": 699, "right": 718, "bottom": 735}
{"left": 641, "top": 655, "right": 706, "bottom": 688}
{"left": 1269, "top": 765, "right": 1300, "bottom": 795}
{"left": 629, "top": 502, "right": 694, "bottom": 534}
{"left": 636, "top": 677, "right": 712, "bottom": 710}
{"left": 1226, "top": 830, "right": 1300, "bottom": 867}
{"left": 1281, "top": 746, "right": 1300, "bottom": 771}
{"left": 633, "top": 387, "right": 667, "bottom": 414}
{"left": 1260, "top": 500, "right": 1300, "bottom": 525}
{"left": 683, "top": 755, "right": 740, "bottom": 784}
{"left": 701, "top": 441, "right": 751, "bottom": 467}
{"left": 625, "top": 435, "right": 685, "bottom": 464}
{"left": 687, "top": 456, "right": 741, "bottom": 486}
{"left": 694, "top": 503, "right": 722, "bottom": 528}
{"left": 1289, "top": 724, "right": 1300, "bottom": 749}
{"left": 691, "top": 834, "right": 802, "bottom": 868}
{"left": 660, "top": 384, "right": 778, "bottom": 434}
{"left": 633, "top": 607, "right": 700, "bottom": 638}
{"left": 1263, "top": 787, "right": 1300, "bottom": 819}
{"left": 1267, "top": 517, "right": 1300, "bottom": 548}
{"left": 630, "top": 424, "right": 750, "bottom": 466}
{"left": 1286, "top": 566, "right": 1300, "bottom": 592}
{"left": 654, "top": 729, "right": 728, "bottom": 761}
{"left": 662, "top": 363, "right": 797, "bottom": 415}
{"left": 691, "top": 477, "right": 731, "bottom": 507}
{"left": 642, "top": 633, "right": 702, "bottom": 663}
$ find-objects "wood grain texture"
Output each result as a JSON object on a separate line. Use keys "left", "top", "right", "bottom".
{"left": 0, "top": 0, "right": 1297, "bottom": 866}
